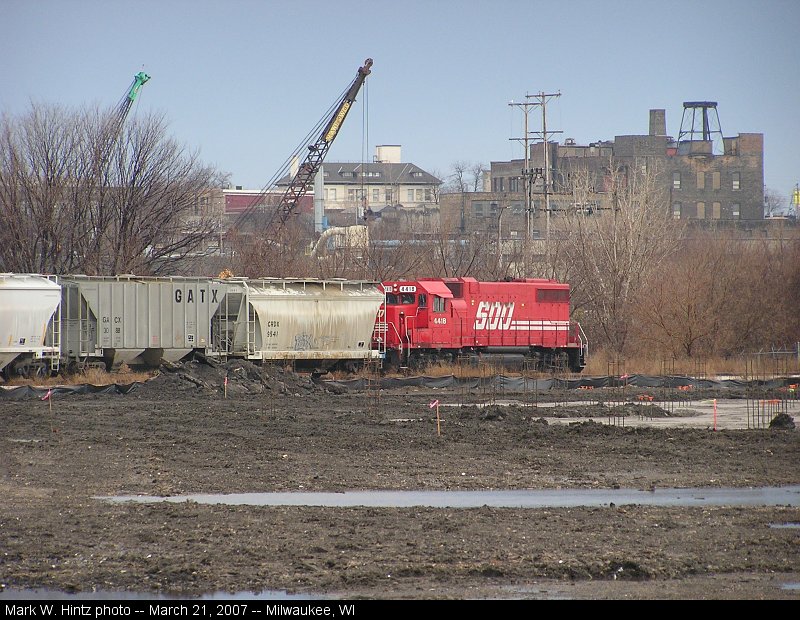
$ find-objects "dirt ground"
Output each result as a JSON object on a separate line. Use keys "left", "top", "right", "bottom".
{"left": 1, "top": 360, "right": 799, "bottom": 601}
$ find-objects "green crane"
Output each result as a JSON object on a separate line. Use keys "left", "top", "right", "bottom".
{"left": 98, "top": 71, "right": 151, "bottom": 169}
{"left": 112, "top": 71, "right": 150, "bottom": 139}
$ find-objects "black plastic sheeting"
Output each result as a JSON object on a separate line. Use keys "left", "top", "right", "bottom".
{"left": 324, "top": 373, "right": 798, "bottom": 392}
{"left": 1, "top": 374, "right": 796, "bottom": 400}
{"left": 0, "top": 383, "right": 141, "bottom": 400}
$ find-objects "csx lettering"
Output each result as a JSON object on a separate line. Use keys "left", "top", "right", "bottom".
{"left": 474, "top": 301, "right": 515, "bottom": 330}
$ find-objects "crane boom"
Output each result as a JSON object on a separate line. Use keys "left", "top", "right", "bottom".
{"left": 113, "top": 71, "right": 150, "bottom": 139}
{"left": 268, "top": 58, "right": 373, "bottom": 229}
{"left": 98, "top": 71, "right": 150, "bottom": 171}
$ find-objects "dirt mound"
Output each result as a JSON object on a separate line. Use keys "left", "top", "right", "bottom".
{"left": 134, "top": 358, "right": 327, "bottom": 397}
{"left": 769, "top": 413, "right": 796, "bottom": 429}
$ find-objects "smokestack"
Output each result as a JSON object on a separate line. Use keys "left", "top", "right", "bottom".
{"left": 650, "top": 109, "right": 666, "bottom": 136}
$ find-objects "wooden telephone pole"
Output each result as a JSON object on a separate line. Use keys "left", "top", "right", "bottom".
{"left": 510, "top": 91, "right": 561, "bottom": 267}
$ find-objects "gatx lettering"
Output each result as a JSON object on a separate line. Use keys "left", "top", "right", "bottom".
{"left": 474, "top": 301, "right": 515, "bottom": 330}
{"left": 174, "top": 289, "right": 219, "bottom": 303}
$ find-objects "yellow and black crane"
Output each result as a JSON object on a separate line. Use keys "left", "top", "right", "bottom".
{"left": 233, "top": 58, "right": 373, "bottom": 243}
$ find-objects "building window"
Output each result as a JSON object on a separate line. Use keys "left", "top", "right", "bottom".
{"left": 509, "top": 177, "right": 519, "bottom": 192}
{"left": 411, "top": 171, "right": 423, "bottom": 178}
{"left": 712, "top": 171, "right": 721, "bottom": 190}
{"left": 424, "top": 189, "right": 433, "bottom": 201}
{"left": 385, "top": 189, "right": 393, "bottom": 203}
{"left": 712, "top": 202, "right": 721, "bottom": 219}
{"left": 696, "top": 202, "right": 705, "bottom": 219}
{"left": 341, "top": 171, "right": 355, "bottom": 178}
{"left": 672, "top": 202, "right": 682, "bottom": 219}
{"left": 347, "top": 189, "right": 364, "bottom": 201}
{"left": 325, "top": 188, "right": 337, "bottom": 201}
{"left": 407, "top": 189, "right": 414, "bottom": 202}
{"left": 697, "top": 171, "right": 705, "bottom": 190}
{"left": 732, "top": 172, "right": 741, "bottom": 191}
{"left": 473, "top": 202, "right": 486, "bottom": 217}
{"left": 416, "top": 189, "right": 423, "bottom": 201}
{"left": 732, "top": 203, "right": 740, "bottom": 219}
{"left": 673, "top": 172, "right": 681, "bottom": 189}
{"left": 372, "top": 189, "right": 379, "bottom": 202}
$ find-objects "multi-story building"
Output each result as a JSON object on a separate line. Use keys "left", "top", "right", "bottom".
{"left": 488, "top": 102, "right": 765, "bottom": 223}
{"left": 277, "top": 145, "right": 442, "bottom": 227}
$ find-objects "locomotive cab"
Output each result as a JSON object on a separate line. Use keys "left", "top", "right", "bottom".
{"left": 381, "top": 280, "right": 460, "bottom": 369}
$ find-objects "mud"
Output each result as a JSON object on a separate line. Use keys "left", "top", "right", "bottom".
{"left": 1, "top": 360, "right": 799, "bottom": 600}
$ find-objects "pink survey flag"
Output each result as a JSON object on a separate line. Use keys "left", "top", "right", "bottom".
{"left": 429, "top": 399, "right": 439, "bottom": 408}
{"left": 41, "top": 389, "right": 52, "bottom": 401}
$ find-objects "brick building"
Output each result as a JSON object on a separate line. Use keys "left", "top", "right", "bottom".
{"left": 487, "top": 103, "right": 765, "bottom": 225}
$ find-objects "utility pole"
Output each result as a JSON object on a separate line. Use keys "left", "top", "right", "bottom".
{"left": 510, "top": 92, "right": 561, "bottom": 269}
{"left": 509, "top": 99, "right": 535, "bottom": 245}
{"left": 527, "top": 92, "right": 561, "bottom": 257}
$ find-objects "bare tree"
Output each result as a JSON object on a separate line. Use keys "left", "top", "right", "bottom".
{"left": 764, "top": 187, "right": 788, "bottom": 217}
{"left": 469, "top": 162, "right": 487, "bottom": 192}
{"left": 635, "top": 228, "right": 800, "bottom": 359}
{"left": 0, "top": 104, "right": 83, "bottom": 273}
{"left": 557, "top": 159, "right": 683, "bottom": 356}
{"left": 634, "top": 233, "right": 737, "bottom": 357}
{"left": 0, "top": 103, "right": 225, "bottom": 275}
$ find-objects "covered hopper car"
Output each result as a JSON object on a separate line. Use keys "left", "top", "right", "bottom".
{"left": 0, "top": 273, "right": 61, "bottom": 377}
{"left": 1, "top": 274, "right": 386, "bottom": 379}
{"left": 378, "top": 277, "right": 587, "bottom": 372}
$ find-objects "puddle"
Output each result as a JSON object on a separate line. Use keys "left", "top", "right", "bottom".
{"left": 769, "top": 522, "right": 800, "bottom": 529}
{"left": 97, "top": 485, "right": 800, "bottom": 508}
{"left": 781, "top": 583, "right": 800, "bottom": 591}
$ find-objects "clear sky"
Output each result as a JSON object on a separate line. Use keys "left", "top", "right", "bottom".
{"left": 3, "top": 0, "right": 799, "bottom": 205}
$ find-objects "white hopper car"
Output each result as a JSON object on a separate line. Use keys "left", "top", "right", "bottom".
{"left": 1, "top": 274, "right": 386, "bottom": 378}
{"left": 0, "top": 273, "right": 62, "bottom": 377}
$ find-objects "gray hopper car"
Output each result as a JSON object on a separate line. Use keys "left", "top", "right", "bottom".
{"left": 1, "top": 274, "right": 386, "bottom": 378}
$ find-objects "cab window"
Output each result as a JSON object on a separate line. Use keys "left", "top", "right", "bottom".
{"left": 401, "top": 293, "right": 415, "bottom": 305}
{"left": 433, "top": 296, "right": 446, "bottom": 312}
{"left": 386, "top": 293, "right": 399, "bottom": 305}
{"left": 418, "top": 294, "right": 427, "bottom": 308}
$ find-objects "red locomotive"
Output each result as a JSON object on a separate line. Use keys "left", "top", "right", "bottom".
{"left": 377, "top": 277, "right": 587, "bottom": 372}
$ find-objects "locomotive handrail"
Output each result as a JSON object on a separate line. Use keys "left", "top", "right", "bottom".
{"left": 574, "top": 321, "right": 589, "bottom": 358}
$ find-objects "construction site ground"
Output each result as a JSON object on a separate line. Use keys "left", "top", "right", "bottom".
{"left": 1, "top": 360, "right": 799, "bottom": 601}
